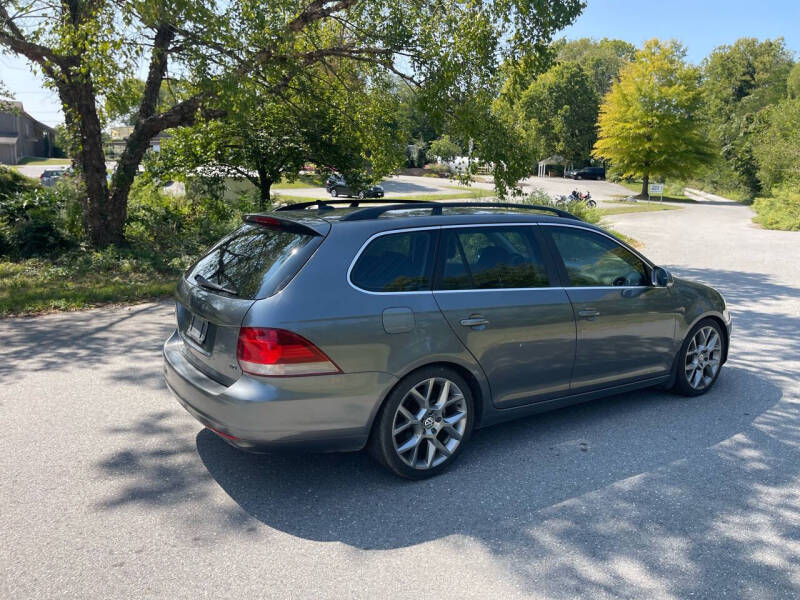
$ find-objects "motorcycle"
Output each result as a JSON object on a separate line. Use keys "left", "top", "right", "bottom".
{"left": 555, "top": 190, "right": 596, "bottom": 208}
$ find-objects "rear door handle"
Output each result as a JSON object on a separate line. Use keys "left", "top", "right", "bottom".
{"left": 578, "top": 308, "right": 600, "bottom": 319}
{"left": 460, "top": 317, "right": 489, "bottom": 328}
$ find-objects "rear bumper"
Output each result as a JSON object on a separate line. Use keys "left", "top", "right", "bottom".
{"left": 163, "top": 330, "right": 398, "bottom": 452}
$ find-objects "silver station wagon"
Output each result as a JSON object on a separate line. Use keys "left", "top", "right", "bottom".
{"left": 163, "top": 200, "right": 732, "bottom": 479}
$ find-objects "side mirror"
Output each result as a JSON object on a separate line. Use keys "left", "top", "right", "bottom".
{"left": 652, "top": 266, "right": 673, "bottom": 287}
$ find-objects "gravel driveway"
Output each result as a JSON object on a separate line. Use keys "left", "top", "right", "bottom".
{"left": 2, "top": 197, "right": 799, "bottom": 599}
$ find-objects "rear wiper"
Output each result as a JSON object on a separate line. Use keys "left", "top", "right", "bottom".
{"left": 194, "top": 274, "right": 239, "bottom": 296}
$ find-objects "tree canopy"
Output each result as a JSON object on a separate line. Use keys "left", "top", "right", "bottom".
{"left": 0, "top": 0, "right": 585, "bottom": 247}
{"left": 700, "top": 38, "right": 794, "bottom": 197}
{"left": 520, "top": 61, "right": 598, "bottom": 165}
{"left": 593, "top": 39, "right": 714, "bottom": 196}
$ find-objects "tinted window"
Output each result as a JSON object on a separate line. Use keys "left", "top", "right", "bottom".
{"left": 436, "top": 227, "right": 549, "bottom": 290}
{"left": 548, "top": 227, "right": 648, "bottom": 287}
{"left": 187, "top": 224, "right": 321, "bottom": 299}
{"left": 351, "top": 230, "right": 434, "bottom": 292}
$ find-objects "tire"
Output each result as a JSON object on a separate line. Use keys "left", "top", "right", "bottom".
{"left": 330, "top": 188, "right": 338, "bottom": 198}
{"left": 587, "top": 200, "right": 596, "bottom": 208}
{"left": 359, "top": 191, "right": 366, "bottom": 200}
{"left": 576, "top": 175, "right": 582, "bottom": 180}
{"left": 672, "top": 318, "right": 726, "bottom": 396}
{"left": 369, "top": 366, "right": 475, "bottom": 479}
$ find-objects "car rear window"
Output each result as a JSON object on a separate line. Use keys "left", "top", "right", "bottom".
{"left": 350, "top": 230, "right": 435, "bottom": 292}
{"left": 186, "top": 224, "right": 322, "bottom": 299}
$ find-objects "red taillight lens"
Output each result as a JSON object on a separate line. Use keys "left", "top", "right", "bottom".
{"left": 237, "top": 327, "right": 341, "bottom": 377}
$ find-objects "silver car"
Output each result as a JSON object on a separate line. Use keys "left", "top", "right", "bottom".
{"left": 163, "top": 200, "right": 732, "bottom": 479}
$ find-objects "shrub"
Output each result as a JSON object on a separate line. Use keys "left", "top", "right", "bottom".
{"left": 0, "top": 166, "right": 36, "bottom": 198}
{"left": 0, "top": 184, "right": 78, "bottom": 257}
{"left": 519, "top": 188, "right": 601, "bottom": 224}
{"left": 752, "top": 185, "right": 800, "bottom": 231}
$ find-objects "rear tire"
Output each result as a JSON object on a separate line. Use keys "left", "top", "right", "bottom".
{"left": 673, "top": 318, "right": 726, "bottom": 396}
{"left": 369, "top": 366, "right": 475, "bottom": 479}
{"left": 330, "top": 188, "right": 338, "bottom": 197}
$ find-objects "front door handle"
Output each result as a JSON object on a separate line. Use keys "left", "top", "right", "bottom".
{"left": 578, "top": 308, "right": 600, "bottom": 320}
{"left": 460, "top": 316, "right": 489, "bottom": 328}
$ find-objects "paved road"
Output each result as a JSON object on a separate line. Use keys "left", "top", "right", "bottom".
{"left": 277, "top": 174, "right": 631, "bottom": 202}
{"left": 2, "top": 198, "right": 799, "bottom": 599}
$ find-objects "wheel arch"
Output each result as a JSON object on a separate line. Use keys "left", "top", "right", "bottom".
{"left": 365, "top": 360, "right": 489, "bottom": 445}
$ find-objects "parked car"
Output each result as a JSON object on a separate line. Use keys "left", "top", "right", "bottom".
{"left": 566, "top": 166, "right": 605, "bottom": 180}
{"left": 325, "top": 175, "right": 384, "bottom": 198}
{"left": 164, "top": 199, "right": 732, "bottom": 479}
{"left": 40, "top": 167, "right": 69, "bottom": 187}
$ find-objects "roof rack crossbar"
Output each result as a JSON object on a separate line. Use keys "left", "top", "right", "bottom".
{"left": 338, "top": 201, "right": 580, "bottom": 222}
{"left": 275, "top": 198, "right": 430, "bottom": 212}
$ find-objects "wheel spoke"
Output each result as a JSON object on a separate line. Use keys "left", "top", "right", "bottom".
{"left": 434, "top": 379, "right": 451, "bottom": 409}
{"left": 397, "top": 405, "right": 417, "bottom": 424}
{"left": 442, "top": 424, "right": 462, "bottom": 441}
{"left": 396, "top": 434, "right": 421, "bottom": 455}
{"left": 393, "top": 421, "right": 413, "bottom": 436}
{"left": 425, "top": 439, "right": 436, "bottom": 468}
{"left": 691, "top": 368, "right": 703, "bottom": 388}
{"left": 432, "top": 436, "right": 452, "bottom": 457}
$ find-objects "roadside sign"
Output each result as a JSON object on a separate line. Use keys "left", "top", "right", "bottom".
{"left": 649, "top": 183, "right": 664, "bottom": 202}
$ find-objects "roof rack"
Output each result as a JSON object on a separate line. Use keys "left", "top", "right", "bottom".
{"left": 275, "top": 198, "right": 430, "bottom": 212}
{"left": 338, "top": 201, "right": 580, "bottom": 222}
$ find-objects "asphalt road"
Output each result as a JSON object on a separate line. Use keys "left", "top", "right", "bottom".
{"left": 278, "top": 174, "right": 631, "bottom": 202}
{"left": 2, "top": 196, "right": 799, "bottom": 599}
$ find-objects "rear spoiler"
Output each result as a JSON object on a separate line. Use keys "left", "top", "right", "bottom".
{"left": 242, "top": 214, "right": 330, "bottom": 236}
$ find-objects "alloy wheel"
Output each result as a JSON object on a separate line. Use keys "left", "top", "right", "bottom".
{"left": 391, "top": 377, "right": 468, "bottom": 470}
{"left": 684, "top": 325, "right": 722, "bottom": 390}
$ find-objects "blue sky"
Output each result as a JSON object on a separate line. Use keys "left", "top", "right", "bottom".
{"left": 2, "top": 0, "right": 799, "bottom": 127}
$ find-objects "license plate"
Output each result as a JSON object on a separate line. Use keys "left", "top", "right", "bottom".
{"left": 186, "top": 313, "right": 208, "bottom": 344}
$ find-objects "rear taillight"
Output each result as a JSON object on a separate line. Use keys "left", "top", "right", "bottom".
{"left": 237, "top": 327, "right": 341, "bottom": 377}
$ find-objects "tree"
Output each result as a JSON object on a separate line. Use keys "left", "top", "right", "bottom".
{"left": 701, "top": 38, "right": 794, "bottom": 197}
{"left": 428, "top": 135, "right": 462, "bottom": 163}
{"left": 520, "top": 61, "right": 598, "bottom": 165}
{"left": 556, "top": 37, "right": 636, "bottom": 96}
{"left": 593, "top": 39, "right": 714, "bottom": 197}
{"left": 787, "top": 62, "right": 800, "bottom": 100}
{"left": 152, "top": 75, "right": 407, "bottom": 208}
{"left": 0, "top": 0, "right": 584, "bottom": 248}
{"left": 753, "top": 98, "right": 800, "bottom": 190}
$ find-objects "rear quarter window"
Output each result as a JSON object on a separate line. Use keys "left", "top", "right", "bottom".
{"left": 186, "top": 224, "right": 322, "bottom": 299}
{"left": 350, "top": 230, "right": 435, "bottom": 292}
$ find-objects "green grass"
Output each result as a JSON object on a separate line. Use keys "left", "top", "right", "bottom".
{"left": 597, "top": 201, "right": 682, "bottom": 216}
{"left": 15, "top": 157, "right": 72, "bottom": 166}
{"left": 616, "top": 180, "right": 695, "bottom": 203}
{"left": 0, "top": 258, "right": 177, "bottom": 317}
{"left": 271, "top": 174, "right": 327, "bottom": 189}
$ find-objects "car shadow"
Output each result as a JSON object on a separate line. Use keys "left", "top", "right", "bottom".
{"left": 195, "top": 361, "right": 781, "bottom": 551}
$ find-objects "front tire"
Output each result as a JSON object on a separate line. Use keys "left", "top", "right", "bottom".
{"left": 330, "top": 188, "right": 338, "bottom": 198}
{"left": 369, "top": 366, "right": 475, "bottom": 479}
{"left": 673, "top": 318, "right": 726, "bottom": 396}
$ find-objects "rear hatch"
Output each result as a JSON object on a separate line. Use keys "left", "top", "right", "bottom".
{"left": 175, "top": 215, "right": 329, "bottom": 385}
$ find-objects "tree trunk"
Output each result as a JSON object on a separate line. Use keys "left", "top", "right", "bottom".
{"left": 640, "top": 174, "right": 649, "bottom": 199}
{"left": 257, "top": 165, "right": 272, "bottom": 210}
{"left": 66, "top": 81, "right": 122, "bottom": 247}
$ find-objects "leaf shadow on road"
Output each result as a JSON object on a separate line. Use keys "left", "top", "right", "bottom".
{"left": 91, "top": 268, "right": 800, "bottom": 597}
{"left": 0, "top": 301, "right": 175, "bottom": 389}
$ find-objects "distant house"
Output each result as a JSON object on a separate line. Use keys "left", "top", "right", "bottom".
{"left": 106, "top": 126, "right": 168, "bottom": 158}
{"left": 0, "top": 101, "right": 55, "bottom": 165}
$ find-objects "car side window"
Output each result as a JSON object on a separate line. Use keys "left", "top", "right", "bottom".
{"left": 435, "top": 227, "right": 549, "bottom": 290}
{"left": 547, "top": 227, "right": 648, "bottom": 287}
{"left": 351, "top": 230, "right": 435, "bottom": 292}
